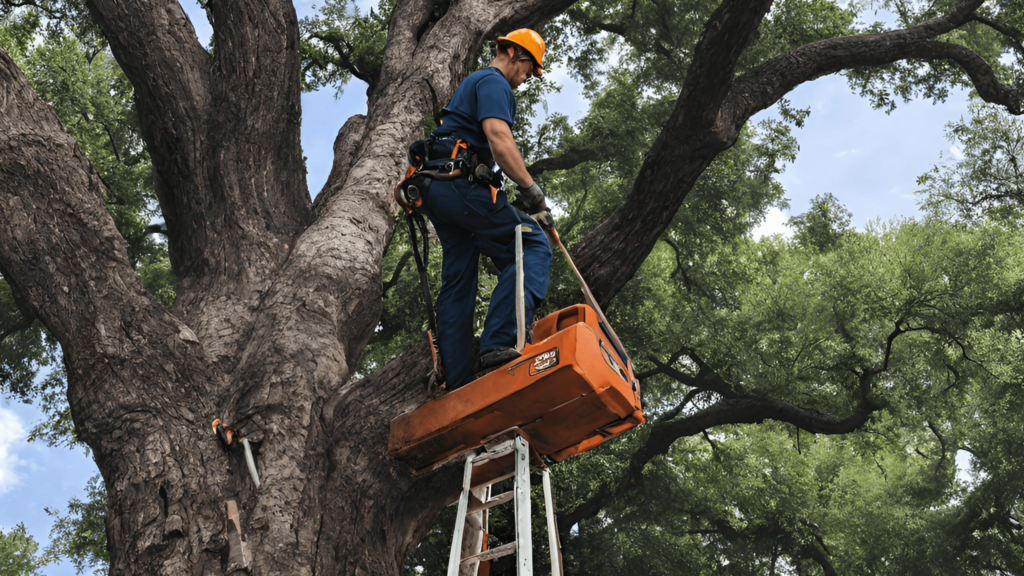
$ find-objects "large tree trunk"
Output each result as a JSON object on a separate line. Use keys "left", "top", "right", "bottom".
{"left": 1, "top": 0, "right": 1018, "bottom": 574}
{"left": 1, "top": 1, "right": 576, "bottom": 574}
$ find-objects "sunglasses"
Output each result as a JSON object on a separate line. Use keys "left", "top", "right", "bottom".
{"left": 517, "top": 57, "right": 540, "bottom": 79}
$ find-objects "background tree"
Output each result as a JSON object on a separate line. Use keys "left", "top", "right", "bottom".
{"left": 4, "top": 0, "right": 1024, "bottom": 575}
{"left": 0, "top": 523, "right": 45, "bottom": 576}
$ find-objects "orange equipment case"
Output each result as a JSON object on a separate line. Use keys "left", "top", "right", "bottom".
{"left": 388, "top": 303, "right": 645, "bottom": 475}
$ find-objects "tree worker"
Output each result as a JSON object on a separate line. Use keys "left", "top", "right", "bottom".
{"left": 409, "top": 29, "right": 554, "bottom": 391}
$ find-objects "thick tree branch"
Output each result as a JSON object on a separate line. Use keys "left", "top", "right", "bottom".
{"left": 562, "top": 314, "right": 936, "bottom": 530}
{"left": 527, "top": 147, "right": 592, "bottom": 178}
{"left": 83, "top": 0, "right": 215, "bottom": 271}
{"left": 314, "top": 113, "right": 368, "bottom": 213}
{"left": 972, "top": 14, "right": 1024, "bottom": 55}
{"left": 591, "top": 21, "right": 627, "bottom": 36}
{"left": 801, "top": 541, "right": 840, "bottom": 576}
{"left": 204, "top": 0, "right": 312, "bottom": 223}
{"left": 560, "top": 386, "right": 881, "bottom": 531}
{"left": 570, "top": 0, "right": 996, "bottom": 308}
{"left": 676, "top": 0, "right": 776, "bottom": 132}
{"left": 560, "top": 329, "right": 889, "bottom": 532}
{"left": 569, "top": 0, "right": 775, "bottom": 306}
{"left": 728, "top": 0, "right": 999, "bottom": 120}
{"left": 0, "top": 47, "right": 228, "bottom": 575}
{"left": 927, "top": 420, "right": 950, "bottom": 473}
{"left": 86, "top": 0, "right": 318, "bottom": 376}
{"left": 907, "top": 40, "right": 1024, "bottom": 113}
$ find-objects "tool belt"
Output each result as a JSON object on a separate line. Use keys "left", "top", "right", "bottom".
{"left": 394, "top": 136, "right": 498, "bottom": 213}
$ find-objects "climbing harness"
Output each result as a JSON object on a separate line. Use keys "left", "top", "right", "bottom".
{"left": 394, "top": 136, "right": 499, "bottom": 213}
{"left": 394, "top": 136, "right": 502, "bottom": 389}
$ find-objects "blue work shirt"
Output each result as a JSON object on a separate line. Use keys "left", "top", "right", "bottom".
{"left": 432, "top": 67, "right": 516, "bottom": 153}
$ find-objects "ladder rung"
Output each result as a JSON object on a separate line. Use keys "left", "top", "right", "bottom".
{"left": 461, "top": 542, "right": 516, "bottom": 565}
{"left": 471, "top": 471, "right": 515, "bottom": 490}
{"left": 467, "top": 491, "right": 513, "bottom": 515}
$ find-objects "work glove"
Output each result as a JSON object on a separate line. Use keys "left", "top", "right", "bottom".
{"left": 513, "top": 182, "right": 547, "bottom": 213}
{"left": 531, "top": 210, "right": 555, "bottom": 231}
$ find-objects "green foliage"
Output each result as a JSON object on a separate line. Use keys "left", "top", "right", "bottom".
{"left": 846, "top": 1, "right": 1010, "bottom": 113}
{"left": 0, "top": 8, "right": 40, "bottom": 58}
{"left": 919, "top": 101, "right": 1024, "bottom": 223}
{"left": 0, "top": 523, "right": 44, "bottom": 576}
{"left": 0, "top": 283, "right": 57, "bottom": 402}
{"left": 44, "top": 476, "right": 109, "bottom": 574}
{"left": 300, "top": 0, "right": 393, "bottom": 93}
{"left": 789, "top": 192, "right": 854, "bottom": 251}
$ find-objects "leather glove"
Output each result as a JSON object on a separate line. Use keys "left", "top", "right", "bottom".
{"left": 513, "top": 182, "right": 546, "bottom": 212}
{"left": 531, "top": 210, "right": 555, "bottom": 230}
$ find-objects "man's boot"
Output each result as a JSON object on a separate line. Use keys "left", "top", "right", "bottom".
{"left": 474, "top": 348, "right": 522, "bottom": 379}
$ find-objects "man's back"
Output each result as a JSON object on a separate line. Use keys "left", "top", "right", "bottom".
{"left": 432, "top": 67, "right": 516, "bottom": 153}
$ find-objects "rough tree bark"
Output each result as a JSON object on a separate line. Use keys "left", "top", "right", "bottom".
{"left": 0, "top": 0, "right": 1020, "bottom": 575}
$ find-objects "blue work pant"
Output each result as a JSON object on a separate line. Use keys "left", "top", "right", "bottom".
{"left": 418, "top": 178, "right": 552, "bottom": 389}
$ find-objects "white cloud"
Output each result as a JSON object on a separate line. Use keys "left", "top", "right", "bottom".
{"left": 950, "top": 146, "right": 965, "bottom": 160}
{"left": 751, "top": 207, "right": 792, "bottom": 240}
{"left": 0, "top": 406, "right": 27, "bottom": 493}
{"left": 835, "top": 148, "right": 860, "bottom": 158}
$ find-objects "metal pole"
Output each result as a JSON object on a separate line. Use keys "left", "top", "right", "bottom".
{"left": 548, "top": 228, "right": 635, "bottom": 396}
{"left": 448, "top": 453, "right": 476, "bottom": 576}
{"left": 515, "top": 224, "right": 526, "bottom": 351}
{"left": 541, "top": 469, "right": 562, "bottom": 576}
{"left": 514, "top": 435, "right": 533, "bottom": 576}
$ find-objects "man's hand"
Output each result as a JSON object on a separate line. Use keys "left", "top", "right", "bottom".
{"left": 513, "top": 182, "right": 547, "bottom": 213}
{"left": 531, "top": 210, "right": 555, "bottom": 230}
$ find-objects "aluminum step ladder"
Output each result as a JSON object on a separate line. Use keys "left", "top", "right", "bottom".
{"left": 447, "top": 433, "right": 563, "bottom": 576}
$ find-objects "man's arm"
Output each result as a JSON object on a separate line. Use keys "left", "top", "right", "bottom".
{"left": 482, "top": 117, "right": 534, "bottom": 188}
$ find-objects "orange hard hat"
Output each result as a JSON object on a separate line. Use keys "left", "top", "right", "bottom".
{"left": 497, "top": 29, "right": 545, "bottom": 76}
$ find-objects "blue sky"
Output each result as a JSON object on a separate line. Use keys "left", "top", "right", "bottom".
{"left": 0, "top": 2, "right": 975, "bottom": 574}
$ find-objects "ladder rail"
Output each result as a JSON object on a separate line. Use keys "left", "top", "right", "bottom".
{"left": 514, "top": 435, "right": 533, "bottom": 576}
{"left": 447, "top": 453, "right": 476, "bottom": 576}
{"left": 542, "top": 469, "right": 563, "bottom": 576}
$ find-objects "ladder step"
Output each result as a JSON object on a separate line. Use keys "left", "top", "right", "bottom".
{"left": 467, "top": 491, "right": 513, "bottom": 515}
{"left": 471, "top": 471, "right": 515, "bottom": 491}
{"left": 461, "top": 542, "right": 516, "bottom": 565}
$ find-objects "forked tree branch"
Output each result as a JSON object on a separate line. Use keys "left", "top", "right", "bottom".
{"left": 570, "top": 0, "right": 1000, "bottom": 308}
{"left": 86, "top": 0, "right": 312, "bottom": 296}
{"left": 728, "top": 1, "right": 1016, "bottom": 121}
{"left": 676, "top": 0, "right": 776, "bottom": 131}
{"left": 308, "top": 31, "right": 378, "bottom": 86}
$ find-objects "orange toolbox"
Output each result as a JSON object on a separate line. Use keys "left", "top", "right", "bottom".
{"left": 388, "top": 303, "right": 645, "bottom": 475}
